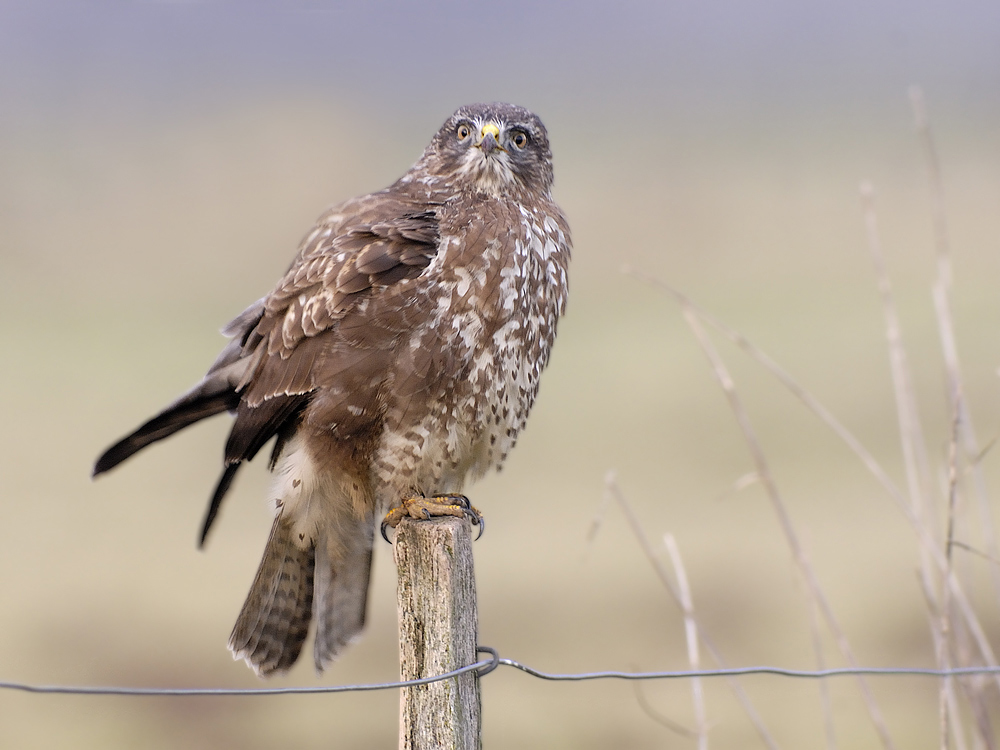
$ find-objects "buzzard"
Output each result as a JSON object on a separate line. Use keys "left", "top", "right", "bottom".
{"left": 94, "top": 102, "right": 571, "bottom": 676}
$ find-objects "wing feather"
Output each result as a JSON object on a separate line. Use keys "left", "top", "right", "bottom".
{"left": 95, "top": 190, "right": 444, "bottom": 541}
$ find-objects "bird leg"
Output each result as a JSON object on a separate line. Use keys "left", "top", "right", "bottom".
{"left": 381, "top": 494, "right": 484, "bottom": 543}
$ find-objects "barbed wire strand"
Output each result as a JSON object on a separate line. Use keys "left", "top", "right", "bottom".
{"left": 3, "top": 647, "right": 1000, "bottom": 698}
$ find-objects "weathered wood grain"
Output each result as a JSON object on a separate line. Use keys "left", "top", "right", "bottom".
{"left": 394, "top": 516, "right": 480, "bottom": 750}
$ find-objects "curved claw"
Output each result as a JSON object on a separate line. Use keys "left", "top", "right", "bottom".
{"left": 467, "top": 507, "right": 484, "bottom": 540}
{"left": 436, "top": 494, "right": 484, "bottom": 540}
{"left": 380, "top": 518, "right": 393, "bottom": 544}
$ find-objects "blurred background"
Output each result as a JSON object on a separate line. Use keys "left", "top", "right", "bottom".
{"left": 2, "top": 1, "right": 999, "bottom": 747}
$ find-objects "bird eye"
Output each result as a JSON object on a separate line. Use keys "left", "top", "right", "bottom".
{"left": 456, "top": 123, "right": 472, "bottom": 140}
{"left": 511, "top": 131, "right": 529, "bottom": 149}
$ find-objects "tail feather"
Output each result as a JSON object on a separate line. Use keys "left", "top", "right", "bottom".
{"left": 229, "top": 515, "right": 315, "bottom": 677}
{"left": 93, "top": 299, "right": 266, "bottom": 477}
{"left": 228, "top": 509, "right": 376, "bottom": 676}
{"left": 198, "top": 463, "right": 242, "bottom": 548}
{"left": 93, "top": 390, "right": 238, "bottom": 476}
{"left": 92, "top": 299, "right": 310, "bottom": 544}
{"left": 313, "top": 514, "right": 376, "bottom": 672}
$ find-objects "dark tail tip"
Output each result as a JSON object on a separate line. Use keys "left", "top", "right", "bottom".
{"left": 93, "top": 439, "right": 135, "bottom": 477}
{"left": 92, "top": 391, "right": 239, "bottom": 481}
{"left": 199, "top": 463, "right": 242, "bottom": 548}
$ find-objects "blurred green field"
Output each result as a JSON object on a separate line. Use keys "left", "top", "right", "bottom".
{"left": 2, "top": 91, "right": 1000, "bottom": 749}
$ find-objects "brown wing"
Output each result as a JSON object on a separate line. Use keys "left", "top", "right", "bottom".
{"left": 241, "top": 199, "right": 439, "bottom": 395}
{"left": 195, "top": 197, "right": 441, "bottom": 541}
{"left": 254, "top": 208, "right": 438, "bottom": 351}
{"left": 97, "top": 193, "right": 445, "bottom": 545}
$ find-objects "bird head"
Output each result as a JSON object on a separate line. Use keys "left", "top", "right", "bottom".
{"left": 416, "top": 103, "right": 555, "bottom": 199}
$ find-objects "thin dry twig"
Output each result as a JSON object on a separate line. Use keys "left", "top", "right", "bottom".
{"left": 860, "top": 180, "right": 943, "bottom": 598}
{"left": 912, "top": 87, "right": 998, "bottom": 748}
{"left": 862, "top": 182, "right": 964, "bottom": 749}
{"left": 969, "top": 436, "right": 998, "bottom": 468}
{"left": 624, "top": 266, "right": 909, "bottom": 518}
{"left": 603, "top": 473, "right": 782, "bottom": 750}
{"left": 918, "top": 573, "right": 970, "bottom": 750}
{"left": 679, "top": 305, "right": 897, "bottom": 750}
{"left": 630, "top": 680, "right": 700, "bottom": 738}
{"left": 710, "top": 472, "right": 763, "bottom": 504}
{"left": 797, "top": 535, "right": 838, "bottom": 750}
{"left": 912, "top": 86, "right": 1000, "bottom": 610}
{"left": 860, "top": 181, "right": 937, "bottom": 544}
{"left": 909, "top": 86, "right": 952, "bottom": 284}
{"left": 940, "top": 399, "right": 961, "bottom": 750}
{"left": 950, "top": 542, "right": 1000, "bottom": 568}
{"left": 664, "top": 532, "right": 709, "bottom": 750}
{"left": 624, "top": 269, "right": 1000, "bottom": 690}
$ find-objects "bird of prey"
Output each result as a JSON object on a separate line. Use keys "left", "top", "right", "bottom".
{"left": 93, "top": 102, "right": 572, "bottom": 676}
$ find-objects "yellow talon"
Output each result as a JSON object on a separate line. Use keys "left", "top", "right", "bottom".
{"left": 380, "top": 494, "right": 484, "bottom": 542}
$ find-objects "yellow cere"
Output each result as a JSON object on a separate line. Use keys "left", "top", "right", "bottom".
{"left": 480, "top": 123, "right": 500, "bottom": 139}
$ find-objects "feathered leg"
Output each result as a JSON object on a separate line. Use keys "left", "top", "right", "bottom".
{"left": 313, "top": 513, "right": 376, "bottom": 672}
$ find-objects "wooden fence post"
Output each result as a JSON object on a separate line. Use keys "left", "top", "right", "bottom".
{"left": 394, "top": 516, "right": 481, "bottom": 750}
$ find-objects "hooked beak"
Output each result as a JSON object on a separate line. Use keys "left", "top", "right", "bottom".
{"left": 477, "top": 122, "right": 502, "bottom": 155}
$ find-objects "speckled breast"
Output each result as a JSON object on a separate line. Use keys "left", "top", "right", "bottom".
{"left": 371, "top": 196, "right": 570, "bottom": 503}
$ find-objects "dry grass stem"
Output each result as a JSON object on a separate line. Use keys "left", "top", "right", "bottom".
{"left": 950, "top": 542, "right": 1000, "bottom": 568}
{"left": 912, "top": 88, "right": 999, "bottom": 745}
{"left": 710, "top": 472, "right": 763, "bottom": 504}
{"left": 599, "top": 90, "right": 999, "bottom": 746}
{"left": 624, "top": 266, "right": 911, "bottom": 520}
{"left": 630, "top": 681, "right": 699, "bottom": 739}
{"left": 940, "top": 401, "right": 961, "bottom": 750}
{"left": 603, "top": 473, "right": 781, "bottom": 750}
{"left": 860, "top": 182, "right": 937, "bottom": 542}
{"left": 964, "top": 682, "right": 995, "bottom": 750}
{"left": 912, "top": 86, "right": 1000, "bottom": 608}
{"left": 798, "top": 535, "right": 838, "bottom": 750}
{"left": 679, "top": 306, "right": 897, "bottom": 750}
{"left": 969, "top": 437, "right": 997, "bottom": 467}
{"left": 625, "top": 268, "right": 1000, "bottom": 688}
{"left": 664, "top": 532, "right": 709, "bottom": 750}
{"left": 918, "top": 574, "right": 969, "bottom": 750}
{"left": 862, "top": 182, "right": 962, "bottom": 747}
{"left": 908, "top": 87, "right": 951, "bottom": 284}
